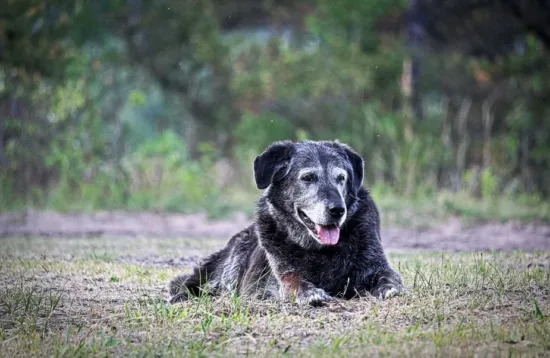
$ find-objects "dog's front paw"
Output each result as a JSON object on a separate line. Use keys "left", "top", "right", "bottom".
{"left": 296, "top": 288, "right": 332, "bottom": 306}
{"left": 372, "top": 283, "right": 407, "bottom": 300}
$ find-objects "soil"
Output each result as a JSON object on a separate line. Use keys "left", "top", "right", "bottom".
{"left": 1, "top": 210, "right": 549, "bottom": 252}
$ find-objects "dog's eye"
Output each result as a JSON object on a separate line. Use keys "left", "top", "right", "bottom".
{"left": 337, "top": 174, "right": 346, "bottom": 182}
{"left": 301, "top": 173, "right": 317, "bottom": 182}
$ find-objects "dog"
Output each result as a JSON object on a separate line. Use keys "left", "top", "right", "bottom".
{"left": 169, "top": 140, "right": 405, "bottom": 306}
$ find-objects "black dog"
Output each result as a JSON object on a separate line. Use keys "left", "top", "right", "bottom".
{"left": 169, "top": 140, "right": 405, "bottom": 305}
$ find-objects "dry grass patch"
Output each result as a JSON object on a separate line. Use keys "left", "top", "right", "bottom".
{"left": 0, "top": 237, "right": 549, "bottom": 357}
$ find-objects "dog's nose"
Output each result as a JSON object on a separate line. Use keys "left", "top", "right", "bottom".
{"left": 328, "top": 204, "right": 345, "bottom": 219}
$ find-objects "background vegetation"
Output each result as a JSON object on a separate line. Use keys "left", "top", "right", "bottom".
{"left": 1, "top": 0, "right": 550, "bottom": 221}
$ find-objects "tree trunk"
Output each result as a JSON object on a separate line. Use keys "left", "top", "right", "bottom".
{"left": 406, "top": 0, "right": 425, "bottom": 121}
{"left": 520, "top": 130, "right": 535, "bottom": 193}
{"left": 481, "top": 89, "right": 502, "bottom": 169}
{"left": 455, "top": 97, "right": 472, "bottom": 192}
{"left": 0, "top": 104, "right": 4, "bottom": 166}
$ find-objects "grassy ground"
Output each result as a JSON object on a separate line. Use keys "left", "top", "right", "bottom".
{"left": 0, "top": 236, "right": 549, "bottom": 357}
{"left": 373, "top": 190, "right": 550, "bottom": 229}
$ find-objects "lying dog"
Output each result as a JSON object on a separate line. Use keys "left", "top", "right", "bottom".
{"left": 169, "top": 140, "right": 405, "bottom": 305}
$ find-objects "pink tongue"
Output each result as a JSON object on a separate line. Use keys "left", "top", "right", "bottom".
{"left": 316, "top": 225, "right": 340, "bottom": 245}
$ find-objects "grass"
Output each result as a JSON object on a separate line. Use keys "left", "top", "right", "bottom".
{"left": 0, "top": 236, "right": 549, "bottom": 357}
{"left": 370, "top": 188, "right": 550, "bottom": 229}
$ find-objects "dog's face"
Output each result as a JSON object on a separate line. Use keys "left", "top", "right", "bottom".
{"left": 254, "top": 140, "right": 364, "bottom": 246}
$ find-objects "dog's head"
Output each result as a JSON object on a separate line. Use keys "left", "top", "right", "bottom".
{"left": 254, "top": 140, "right": 364, "bottom": 246}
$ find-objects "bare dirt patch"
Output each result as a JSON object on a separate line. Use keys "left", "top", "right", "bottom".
{"left": 1, "top": 210, "right": 550, "bottom": 252}
{"left": 383, "top": 217, "right": 550, "bottom": 252}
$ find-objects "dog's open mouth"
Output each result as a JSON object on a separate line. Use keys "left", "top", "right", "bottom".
{"left": 297, "top": 209, "right": 340, "bottom": 246}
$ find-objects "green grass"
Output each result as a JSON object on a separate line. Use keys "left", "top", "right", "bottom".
{"left": 371, "top": 188, "right": 550, "bottom": 229}
{"left": 1, "top": 237, "right": 549, "bottom": 357}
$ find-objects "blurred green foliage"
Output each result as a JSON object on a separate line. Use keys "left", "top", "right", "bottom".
{"left": 1, "top": 0, "right": 549, "bottom": 219}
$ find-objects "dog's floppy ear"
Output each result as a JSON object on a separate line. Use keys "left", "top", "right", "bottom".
{"left": 342, "top": 145, "right": 364, "bottom": 194}
{"left": 254, "top": 140, "right": 294, "bottom": 190}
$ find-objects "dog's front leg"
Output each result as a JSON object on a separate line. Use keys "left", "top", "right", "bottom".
{"left": 279, "top": 272, "right": 332, "bottom": 306}
{"left": 262, "top": 241, "right": 331, "bottom": 306}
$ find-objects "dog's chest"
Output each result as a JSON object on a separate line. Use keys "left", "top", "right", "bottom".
{"left": 302, "top": 247, "right": 362, "bottom": 293}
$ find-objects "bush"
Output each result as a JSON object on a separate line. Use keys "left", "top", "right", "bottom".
{"left": 19, "top": 130, "right": 226, "bottom": 215}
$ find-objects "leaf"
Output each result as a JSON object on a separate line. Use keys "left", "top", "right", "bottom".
{"left": 129, "top": 90, "right": 147, "bottom": 107}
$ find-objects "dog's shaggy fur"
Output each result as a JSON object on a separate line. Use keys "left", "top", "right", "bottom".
{"left": 169, "top": 140, "right": 405, "bottom": 306}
